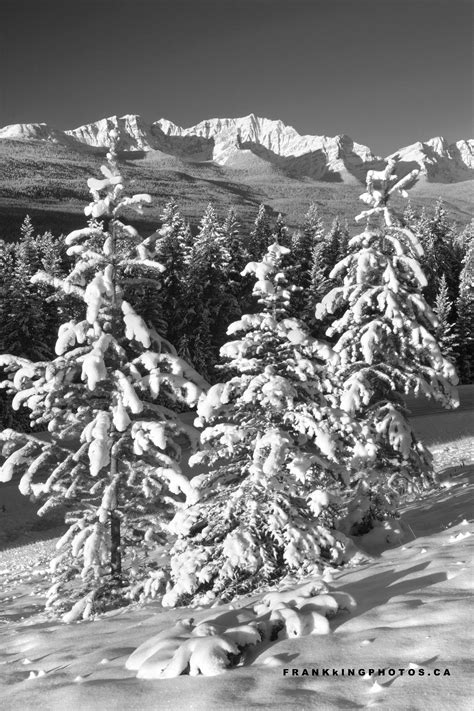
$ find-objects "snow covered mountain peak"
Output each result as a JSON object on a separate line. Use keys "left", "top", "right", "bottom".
{"left": 66, "top": 114, "right": 165, "bottom": 151}
{"left": 0, "top": 122, "right": 78, "bottom": 145}
{"left": 0, "top": 113, "right": 472, "bottom": 183}
{"left": 426, "top": 136, "right": 450, "bottom": 153}
{"left": 388, "top": 136, "right": 474, "bottom": 180}
{"left": 154, "top": 118, "right": 181, "bottom": 136}
{"left": 154, "top": 114, "right": 381, "bottom": 179}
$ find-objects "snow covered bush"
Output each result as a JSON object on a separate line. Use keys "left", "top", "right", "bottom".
{"left": 315, "top": 161, "right": 459, "bottom": 535}
{"left": 162, "top": 241, "right": 367, "bottom": 607}
{"left": 126, "top": 577, "right": 356, "bottom": 678}
{"left": 0, "top": 131, "right": 207, "bottom": 620}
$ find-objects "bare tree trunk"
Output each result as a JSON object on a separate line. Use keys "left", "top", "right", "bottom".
{"left": 110, "top": 511, "right": 121, "bottom": 578}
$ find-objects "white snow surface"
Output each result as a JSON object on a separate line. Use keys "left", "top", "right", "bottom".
{"left": 0, "top": 461, "right": 472, "bottom": 708}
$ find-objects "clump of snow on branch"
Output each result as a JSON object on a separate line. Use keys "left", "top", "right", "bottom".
{"left": 126, "top": 578, "right": 357, "bottom": 678}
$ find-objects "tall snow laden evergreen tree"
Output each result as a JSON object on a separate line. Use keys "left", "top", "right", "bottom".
{"left": 455, "top": 238, "right": 474, "bottom": 383}
{"left": 323, "top": 217, "right": 350, "bottom": 273}
{"left": 455, "top": 218, "right": 474, "bottom": 254}
{"left": 316, "top": 161, "right": 459, "bottom": 535}
{"left": 403, "top": 204, "right": 471, "bottom": 380}
{"left": 289, "top": 203, "right": 325, "bottom": 319}
{"left": 221, "top": 207, "right": 250, "bottom": 298}
{"left": 272, "top": 212, "right": 291, "bottom": 248}
{"left": 302, "top": 217, "right": 350, "bottom": 334}
{"left": 0, "top": 241, "right": 16, "bottom": 358}
{"left": 19, "top": 214, "right": 42, "bottom": 271}
{"left": 162, "top": 241, "right": 367, "bottom": 608}
{"left": 219, "top": 206, "right": 255, "bottom": 325}
{"left": 291, "top": 203, "right": 325, "bottom": 287}
{"left": 181, "top": 203, "right": 235, "bottom": 381}
{"left": 433, "top": 274, "right": 457, "bottom": 361}
{"left": 180, "top": 222, "right": 194, "bottom": 265}
{"left": 408, "top": 200, "right": 463, "bottom": 305}
{"left": 17, "top": 221, "right": 73, "bottom": 352}
{"left": 153, "top": 199, "right": 187, "bottom": 345}
{"left": 248, "top": 203, "right": 272, "bottom": 260}
{"left": 0, "top": 132, "right": 207, "bottom": 621}
{"left": 0, "top": 241, "right": 23, "bottom": 430}
{"left": 0, "top": 220, "right": 66, "bottom": 431}
{"left": 1, "top": 217, "right": 52, "bottom": 362}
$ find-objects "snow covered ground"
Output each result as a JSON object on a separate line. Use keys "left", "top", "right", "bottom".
{"left": 0, "top": 414, "right": 473, "bottom": 711}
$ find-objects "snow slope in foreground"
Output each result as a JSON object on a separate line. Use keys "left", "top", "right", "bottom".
{"left": 0, "top": 462, "right": 472, "bottom": 711}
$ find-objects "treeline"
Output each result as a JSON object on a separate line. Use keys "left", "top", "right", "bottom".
{"left": 0, "top": 199, "right": 472, "bottom": 431}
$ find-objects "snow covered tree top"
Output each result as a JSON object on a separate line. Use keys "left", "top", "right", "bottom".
{"left": 359, "top": 160, "right": 420, "bottom": 228}
{"left": 241, "top": 240, "right": 291, "bottom": 312}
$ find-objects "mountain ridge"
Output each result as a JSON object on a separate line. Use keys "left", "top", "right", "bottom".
{"left": 1, "top": 114, "right": 472, "bottom": 183}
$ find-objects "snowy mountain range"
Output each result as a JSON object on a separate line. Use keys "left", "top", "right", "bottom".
{"left": 1, "top": 114, "right": 473, "bottom": 183}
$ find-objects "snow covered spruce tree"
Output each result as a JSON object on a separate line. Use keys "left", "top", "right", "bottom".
{"left": 221, "top": 207, "right": 249, "bottom": 279}
{"left": 455, "top": 238, "right": 474, "bottom": 383}
{"left": 0, "top": 131, "right": 207, "bottom": 620}
{"left": 181, "top": 203, "right": 238, "bottom": 380}
{"left": 162, "top": 241, "right": 365, "bottom": 608}
{"left": 315, "top": 161, "right": 459, "bottom": 535}
{"left": 153, "top": 199, "right": 187, "bottom": 346}
{"left": 288, "top": 204, "right": 325, "bottom": 320}
{"left": 272, "top": 212, "right": 291, "bottom": 248}
{"left": 433, "top": 274, "right": 457, "bottom": 361}
{"left": 302, "top": 218, "right": 349, "bottom": 334}
{"left": 220, "top": 207, "right": 255, "bottom": 315}
{"left": 1, "top": 219, "right": 53, "bottom": 362}
{"left": 290, "top": 204, "right": 324, "bottom": 291}
{"left": 248, "top": 203, "right": 272, "bottom": 259}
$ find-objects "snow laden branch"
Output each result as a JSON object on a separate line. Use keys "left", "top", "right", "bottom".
{"left": 126, "top": 579, "right": 357, "bottom": 678}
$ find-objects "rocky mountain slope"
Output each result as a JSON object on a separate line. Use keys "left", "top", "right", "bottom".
{"left": 388, "top": 136, "right": 474, "bottom": 182}
{"left": 0, "top": 114, "right": 472, "bottom": 242}
{"left": 0, "top": 122, "right": 83, "bottom": 148}
{"left": 153, "top": 114, "right": 380, "bottom": 180}
{"left": 1, "top": 114, "right": 472, "bottom": 183}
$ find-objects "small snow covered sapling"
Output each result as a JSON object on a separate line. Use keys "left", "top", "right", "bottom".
{"left": 0, "top": 130, "right": 207, "bottom": 619}
{"left": 163, "top": 241, "right": 362, "bottom": 608}
{"left": 315, "top": 161, "right": 459, "bottom": 535}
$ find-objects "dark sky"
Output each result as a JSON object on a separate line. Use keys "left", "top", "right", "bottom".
{"left": 1, "top": 0, "right": 472, "bottom": 155}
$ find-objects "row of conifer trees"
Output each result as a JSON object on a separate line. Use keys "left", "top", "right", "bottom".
{"left": 0, "top": 138, "right": 471, "bottom": 618}
{"left": 1, "top": 195, "right": 472, "bottom": 406}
